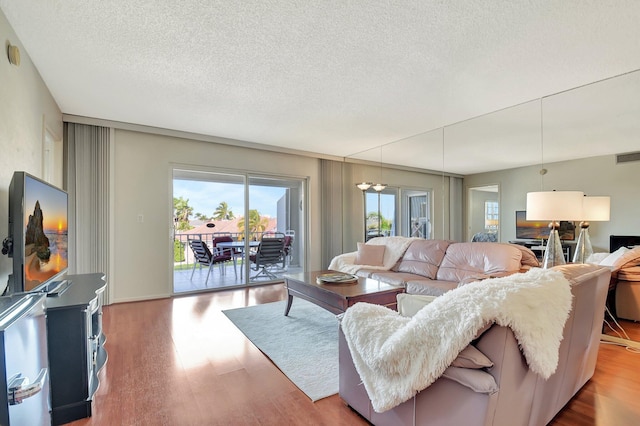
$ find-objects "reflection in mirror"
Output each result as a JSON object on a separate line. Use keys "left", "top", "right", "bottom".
{"left": 380, "top": 129, "right": 446, "bottom": 240}
{"left": 468, "top": 185, "right": 499, "bottom": 242}
{"left": 348, "top": 69, "right": 640, "bottom": 252}
{"left": 443, "top": 100, "right": 542, "bottom": 176}
{"left": 350, "top": 128, "right": 444, "bottom": 172}
{"left": 543, "top": 69, "right": 640, "bottom": 164}
{"left": 346, "top": 128, "right": 447, "bottom": 243}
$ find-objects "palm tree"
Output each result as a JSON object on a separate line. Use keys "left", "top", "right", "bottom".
{"left": 213, "top": 201, "right": 235, "bottom": 220}
{"left": 194, "top": 212, "right": 211, "bottom": 221}
{"left": 237, "top": 209, "right": 269, "bottom": 240}
{"left": 173, "top": 197, "right": 194, "bottom": 231}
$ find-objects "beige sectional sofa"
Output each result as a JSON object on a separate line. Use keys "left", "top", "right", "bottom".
{"left": 330, "top": 238, "right": 539, "bottom": 296}
{"left": 338, "top": 263, "right": 612, "bottom": 426}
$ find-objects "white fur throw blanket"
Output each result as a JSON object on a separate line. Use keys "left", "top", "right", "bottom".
{"left": 328, "top": 236, "right": 419, "bottom": 274}
{"left": 341, "top": 268, "right": 573, "bottom": 413}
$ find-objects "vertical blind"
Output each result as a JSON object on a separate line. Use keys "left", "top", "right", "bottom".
{"left": 64, "top": 123, "right": 110, "bottom": 287}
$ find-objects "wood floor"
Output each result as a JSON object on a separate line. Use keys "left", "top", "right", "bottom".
{"left": 70, "top": 284, "right": 640, "bottom": 426}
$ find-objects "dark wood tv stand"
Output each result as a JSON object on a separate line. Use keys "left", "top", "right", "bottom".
{"left": 509, "top": 240, "right": 574, "bottom": 262}
{"left": 45, "top": 273, "right": 107, "bottom": 425}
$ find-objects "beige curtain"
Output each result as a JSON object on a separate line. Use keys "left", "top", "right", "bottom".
{"left": 64, "top": 123, "right": 110, "bottom": 282}
{"left": 449, "top": 176, "right": 464, "bottom": 242}
{"left": 320, "top": 159, "right": 344, "bottom": 268}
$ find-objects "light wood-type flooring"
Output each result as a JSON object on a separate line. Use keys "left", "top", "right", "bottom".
{"left": 70, "top": 284, "right": 640, "bottom": 426}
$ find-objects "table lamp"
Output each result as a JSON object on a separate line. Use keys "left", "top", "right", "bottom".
{"left": 526, "top": 191, "right": 584, "bottom": 268}
{"left": 572, "top": 196, "right": 610, "bottom": 263}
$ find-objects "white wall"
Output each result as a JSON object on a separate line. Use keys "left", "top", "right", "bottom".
{"left": 464, "top": 155, "right": 640, "bottom": 253}
{"left": 0, "top": 10, "right": 62, "bottom": 292}
{"left": 111, "top": 129, "right": 322, "bottom": 303}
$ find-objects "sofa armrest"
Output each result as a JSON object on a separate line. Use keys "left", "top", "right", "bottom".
{"left": 328, "top": 251, "right": 357, "bottom": 271}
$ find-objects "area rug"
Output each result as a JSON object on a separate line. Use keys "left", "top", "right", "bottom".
{"left": 222, "top": 299, "right": 339, "bottom": 401}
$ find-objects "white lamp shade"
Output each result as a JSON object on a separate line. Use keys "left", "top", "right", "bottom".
{"left": 582, "top": 196, "right": 610, "bottom": 221}
{"left": 526, "top": 191, "right": 584, "bottom": 221}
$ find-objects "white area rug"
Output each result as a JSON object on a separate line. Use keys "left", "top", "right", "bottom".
{"left": 222, "top": 299, "right": 338, "bottom": 401}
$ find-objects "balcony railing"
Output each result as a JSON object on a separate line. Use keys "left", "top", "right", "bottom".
{"left": 173, "top": 231, "right": 284, "bottom": 267}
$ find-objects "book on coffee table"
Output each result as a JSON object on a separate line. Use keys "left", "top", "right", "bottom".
{"left": 316, "top": 272, "right": 358, "bottom": 284}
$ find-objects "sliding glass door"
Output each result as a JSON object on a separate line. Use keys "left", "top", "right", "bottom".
{"left": 172, "top": 168, "right": 305, "bottom": 294}
{"left": 364, "top": 188, "right": 397, "bottom": 240}
{"left": 402, "top": 190, "right": 432, "bottom": 239}
{"left": 248, "top": 175, "right": 304, "bottom": 279}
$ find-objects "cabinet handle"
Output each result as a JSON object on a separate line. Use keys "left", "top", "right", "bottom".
{"left": 7, "top": 368, "right": 47, "bottom": 405}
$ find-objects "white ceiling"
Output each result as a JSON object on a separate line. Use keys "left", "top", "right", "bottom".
{"left": 2, "top": 1, "right": 640, "bottom": 174}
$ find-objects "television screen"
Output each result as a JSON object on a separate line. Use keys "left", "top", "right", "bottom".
{"left": 515, "top": 210, "right": 575, "bottom": 241}
{"left": 6, "top": 172, "right": 68, "bottom": 293}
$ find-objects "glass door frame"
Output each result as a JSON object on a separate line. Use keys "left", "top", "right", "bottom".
{"left": 171, "top": 164, "right": 307, "bottom": 294}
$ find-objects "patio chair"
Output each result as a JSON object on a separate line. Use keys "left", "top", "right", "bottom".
{"left": 212, "top": 235, "right": 239, "bottom": 277}
{"left": 282, "top": 235, "right": 294, "bottom": 269}
{"left": 249, "top": 235, "right": 286, "bottom": 280}
{"left": 471, "top": 232, "right": 498, "bottom": 242}
{"left": 188, "top": 239, "right": 232, "bottom": 285}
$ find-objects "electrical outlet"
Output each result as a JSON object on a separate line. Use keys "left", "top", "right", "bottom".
{"left": 137, "top": 214, "right": 144, "bottom": 223}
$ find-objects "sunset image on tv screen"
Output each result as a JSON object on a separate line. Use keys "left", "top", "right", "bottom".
{"left": 23, "top": 176, "right": 68, "bottom": 291}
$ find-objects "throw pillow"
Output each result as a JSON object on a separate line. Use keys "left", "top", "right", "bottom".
{"left": 451, "top": 345, "right": 494, "bottom": 369}
{"left": 397, "top": 293, "right": 437, "bottom": 317}
{"left": 354, "top": 243, "right": 385, "bottom": 266}
{"left": 442, "top": 366, "right": 498, "bottom": 394}
{"left": 613, "top": 246, "right": 640, "bottom": 270}
{"left": 586, "top": 252, "right": 610, "bottom": 264}
{"left": 600, "top": 247, "right": 630, "bottom": 267}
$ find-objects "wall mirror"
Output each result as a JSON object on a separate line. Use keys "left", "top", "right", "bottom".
{"left": 345, "top": 68, "right": 640, "bottom": 245}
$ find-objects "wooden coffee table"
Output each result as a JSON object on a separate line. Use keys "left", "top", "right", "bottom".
{"left": 283, "top": 270, "right": 405, "bottom": 315}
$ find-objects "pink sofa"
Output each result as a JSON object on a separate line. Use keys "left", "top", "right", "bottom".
{"left": 338, "top": 263, "right": 611, "bottom": 426}
{"left": 335, "top": 239, "right": 539, "bottom": 296}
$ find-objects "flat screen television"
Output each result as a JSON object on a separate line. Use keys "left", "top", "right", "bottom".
{"left": 3, "top": 172, "right": 69, "bottom": 295}
{"left": 515, "top": 210, "right": 575, "bottom": 241}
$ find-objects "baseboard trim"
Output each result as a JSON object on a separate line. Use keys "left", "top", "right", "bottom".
{"left": 600, "top": 334, "right": 640, "bottom": 349}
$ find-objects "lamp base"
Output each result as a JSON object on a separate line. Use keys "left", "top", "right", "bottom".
{"left": 542, "top": 228, "right": 566, "bottom": 269}
{"left": 572, "top": 225, "right": 593, "bottom": 264}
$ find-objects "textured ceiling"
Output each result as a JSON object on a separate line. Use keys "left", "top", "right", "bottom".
{"left": 2, "top": 1, "right": 640, "bottom": 174}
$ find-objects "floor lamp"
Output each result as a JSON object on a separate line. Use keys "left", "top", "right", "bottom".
{"left": 356, "top": 182, "right": 372, "bottom": 240}
{"left": 573, "top": 196, "right": 610, "bottom": 263}
{"left": 526, "top": 191, "right": 584, "bottom": 268}
{"left": 372, "top": 183, "right": 386, "bottom": 237}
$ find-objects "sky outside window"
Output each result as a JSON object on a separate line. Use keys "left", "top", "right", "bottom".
{"left": 173, "top": 180, "right": 285, "bottom": 218}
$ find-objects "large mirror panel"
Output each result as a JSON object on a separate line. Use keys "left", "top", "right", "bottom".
{"left": 543, "top": 70, "right": 640, "bottom": 164}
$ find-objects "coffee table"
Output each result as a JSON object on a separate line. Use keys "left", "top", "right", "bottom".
{"left": 283, "top": 270, "right": 405, "bottom": 315}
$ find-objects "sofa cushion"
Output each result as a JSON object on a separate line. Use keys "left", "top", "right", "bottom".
{"left": 436, "top": 242, "right": 522, "bottom": 283}
{"left": 405, "top": 279, "right": 458, "bottom": 296}
{"left": 451, "top": 345, "right": 494, "bottom": 369}
{"left": 397, "top": 293, "right": 437, "bottom": 317}
{"left": 370, "top": 271, "right": 418, "bottom": 286}
{"left": 394, "top": 239, "right": 453, "bottom": 279}
{"left": 441, "top": 366, "right": 498, "bottom": 394}
{"left": 355, "top": 242, "right": 385, "bottom": 266}
{"left": 509, "top": 244, "right": 540, "bottom": 267}
{"left": 617, "top": 266, "right": 640, "bottom": 281}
